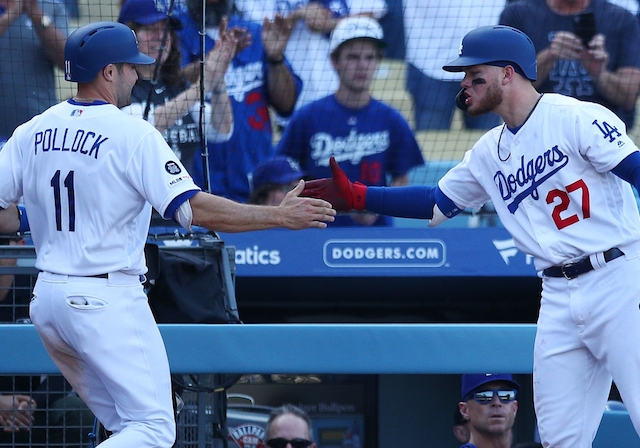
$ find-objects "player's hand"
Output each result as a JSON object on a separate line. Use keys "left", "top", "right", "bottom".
{"left": 278, "top": 181, "right": 336, "bottom": 229}
{"left": 301, "top": 157, "right": 367, "bottom": 212}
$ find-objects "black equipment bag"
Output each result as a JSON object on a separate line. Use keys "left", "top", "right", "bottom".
{"left": 145, "top": 237, "right": 241, "bottom": 324}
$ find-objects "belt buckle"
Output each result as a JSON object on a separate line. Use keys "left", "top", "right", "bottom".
{"left": 561, "top": 262, "right": 578, "bottom": 280}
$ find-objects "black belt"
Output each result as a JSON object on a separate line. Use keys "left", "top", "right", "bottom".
{"left": 88, "top": 273, "right": 109, "bottom": 279}
{"left": 542, "top": 248, "right": 624, "bottom": 280}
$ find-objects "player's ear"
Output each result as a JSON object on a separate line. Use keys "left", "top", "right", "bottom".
{"left": 102, "top": 64, "right": 116, "bottom": 81}
{"left": 502, "top": 65, "right": 515, "bottom": 84}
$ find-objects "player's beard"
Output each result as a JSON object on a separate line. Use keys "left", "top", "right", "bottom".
{"left": 468, "top": 78, "right": 503, "bottom": 116}
{"left": 186, "top": 0, "right": 233, "bottom": 28}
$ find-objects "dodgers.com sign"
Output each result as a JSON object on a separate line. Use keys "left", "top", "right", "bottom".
{"left": 323, "top": 239, "right": 445, "bottom": 268}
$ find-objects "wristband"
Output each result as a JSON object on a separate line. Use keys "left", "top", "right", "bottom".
{"left": 17, "top": 206, "right": 30, "bottom": 233}
{"left": 211, "top": 84, "right": 227, "bottom": 95}
{"left": 267, "top": 55, "right": 285, "bottom": 65}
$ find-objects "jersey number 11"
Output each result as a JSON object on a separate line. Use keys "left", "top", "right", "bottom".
{"left": 51, "top": 170, "right": 75, "bottom": 232}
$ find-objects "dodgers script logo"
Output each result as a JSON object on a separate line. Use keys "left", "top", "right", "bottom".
{"left": 494, "top": 145, "right": 569, "bottom": 214}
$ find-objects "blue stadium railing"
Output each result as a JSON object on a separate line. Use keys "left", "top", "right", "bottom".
{"left": 0, "top": 323, "right": 536, "bottom": 374}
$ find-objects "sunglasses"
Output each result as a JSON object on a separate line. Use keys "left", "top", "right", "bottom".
{"left": 473, "top": 389, "right": 517, "bottom": 404}
{"left": 266, "top": 438, "right": 313, "bottom": 448}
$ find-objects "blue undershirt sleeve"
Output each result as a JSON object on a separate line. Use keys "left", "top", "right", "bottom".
{"left": 364, "top": 186, "right": 437, "bottom": 219}
{"left": 611, "top": 151, "right": 640, "bottom": 193}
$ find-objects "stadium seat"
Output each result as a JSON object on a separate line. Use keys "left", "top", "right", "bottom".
{"left": 593, "top": 401, "right": 640, "bottom": 447}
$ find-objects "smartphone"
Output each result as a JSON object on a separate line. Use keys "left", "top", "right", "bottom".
{"left": 573, "top": 12, "right": 596, "bottom": 46}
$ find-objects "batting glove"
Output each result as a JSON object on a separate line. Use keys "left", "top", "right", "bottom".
{"left": 302, "top": 157, "right": 367, "bottom": 212}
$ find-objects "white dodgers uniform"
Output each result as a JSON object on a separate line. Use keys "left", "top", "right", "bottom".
{"left": 0, "top": 99, "right": 200, "bottom": 448}
{"left": 439, "top": 93, "right": 640, "bottom": 447}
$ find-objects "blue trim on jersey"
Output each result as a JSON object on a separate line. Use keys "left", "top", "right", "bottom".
{"left": 435, "top": 186, "right": 463, "bottom": 218}
{"left": 165, "top": 189, "right": 200, "bottom": 221}
{"left": 67, "top": 99, "right": 110, "bottom": 106}
{"left": 366, "top": 186, "right": 436, "bottom": 219}
{"left": 612, "top": 151, "right": 640, "bottom": 193}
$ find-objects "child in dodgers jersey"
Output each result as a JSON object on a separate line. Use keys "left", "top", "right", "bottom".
{"left": 0, "top": 21, "right": 334, "bottom": 448}
{"left": 303, "top": 25, "right": 640, "bottom": 447}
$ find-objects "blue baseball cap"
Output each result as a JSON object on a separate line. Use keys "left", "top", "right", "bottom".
{"left": 461, "top": 373, "right": 520, "bottom": 401}
{"left": 252, "top": 157, "right": 305, "bottom": 191}
{"left": 118, "top": 0, "right": 182, "bottom": 29}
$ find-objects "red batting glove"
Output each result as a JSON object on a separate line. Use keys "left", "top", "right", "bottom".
{"left": 301, "top": 157, "right": 367, "bottom": 212}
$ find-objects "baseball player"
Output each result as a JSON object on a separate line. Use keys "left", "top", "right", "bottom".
{"left": 303, "top": 25, "right": 640, "bottom": 447}
{"left": 0, "top": 21, "right": 334, "bottom": 448}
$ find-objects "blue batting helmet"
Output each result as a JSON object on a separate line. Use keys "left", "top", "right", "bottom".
{"left": 443, "top": 25, "right": 537, "bottom": 81}
{"left": 64, "top": 21, "right": 155, "bottom": 83}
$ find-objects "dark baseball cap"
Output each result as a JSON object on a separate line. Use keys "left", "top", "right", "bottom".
{"left": 118, "top": 0, "right": 182, "bottom": 29}
{"left": 252, "top": 157, "right": 305, "bottom": 191}
{"left": 461, "top": 373, "right": 520, "bottom": 401}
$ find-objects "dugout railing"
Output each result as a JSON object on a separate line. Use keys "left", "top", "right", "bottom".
{"left": 1, "top": 244, "right": 638, "bottom": 447}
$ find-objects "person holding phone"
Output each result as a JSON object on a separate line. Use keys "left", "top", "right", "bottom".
{"left": 500, "top": 0, "right": 640, "bottom": 129}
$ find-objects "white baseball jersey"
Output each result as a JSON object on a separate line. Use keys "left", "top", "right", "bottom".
{"left": 439, "top": 93, "right": 640, "bottom": 270}
{"left": 0, "top": 100, "right": 200, "bottom": 276}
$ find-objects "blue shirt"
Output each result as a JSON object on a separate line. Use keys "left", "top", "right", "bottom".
{"left": 175, "top": 13, "right": 303, "bottom": 202}
{"left": 277, "top": 94, "right": 425, "bottom": 226}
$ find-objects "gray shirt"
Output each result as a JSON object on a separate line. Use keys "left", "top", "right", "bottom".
{"left": 0, "top": 0, "right": 69, "bottom": 138}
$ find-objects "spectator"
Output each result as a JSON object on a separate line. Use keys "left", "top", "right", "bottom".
{"left": 265, "top": 404, "right": 316, "bottom": 448}
{"left": 248, "top": 156, "right": 305, "bottom": 206}
{"left": 0, "top": 237, "right": 94, "bottom": 448}
{"left": 278, "top": 16, "right": 424, "bottom": 226}
{"left": 175, "top": 0, "right": 303, "bottom": 202}
{"left": 235, "top": 0, "right": 387, "bottom": 126}
{"left": 118, "top": 0, "right": 250, "bottom": 173}
{"left": 403, "top": 0, "right": 505, "bottom": 130}
{"left": 499, "top": 0, "right": 640, "bottom": 129}
{"left": 458, "top": 373, "right": 520, "bottom": 448}
{"left": 0, "top": 0, "right": 69, "bottom": 139}
{"left": 452, "top": 404, "right": 471, "bottom": 444}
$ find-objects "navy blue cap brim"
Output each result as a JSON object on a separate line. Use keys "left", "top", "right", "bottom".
{"left": 442, "top": 56, "right": 488, "bottom": 72}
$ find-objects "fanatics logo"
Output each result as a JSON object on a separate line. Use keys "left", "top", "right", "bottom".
{"left": 165, "top": 161, "right": 182, "bottom": 175}
{"left": 70, "top": 109, "right": 83, "bottom": 117}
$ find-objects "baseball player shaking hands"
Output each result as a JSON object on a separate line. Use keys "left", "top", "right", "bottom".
{"left": 0, "top": 21, "right": 334, "bottom": 448}
{"left": 304, "top": 25, "right": 640, "bottom": 447}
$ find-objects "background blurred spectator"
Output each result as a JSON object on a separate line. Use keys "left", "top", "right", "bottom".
{"left": 118, "top": 0, "right": 248, "bottom": 173}
{"left": 0, "top": 0, "right": 69, "bottom": 139}
{"left": 403, "top": 0, "right": 505, "bottom": 130}
{"left": 500, "top": 0, "right": 640, "bottom": 129}
{"left": 175, "top": 0, "right": 302, "bottom": 201}
{"left": 278, "top": 17, "right": 424, "bottom": 227}
{"left": 248, "top": 156, "right": 305, "bottom": 206}
{"left": 235, "top": 0, "right": 387, "bottom": 127}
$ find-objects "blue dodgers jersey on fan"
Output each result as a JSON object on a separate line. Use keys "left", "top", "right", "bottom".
{"left": 277, "top": 94, "right": 425, "bottom": 226}
{"left": 176, "top": 14, "right": 303, "bottom": 201}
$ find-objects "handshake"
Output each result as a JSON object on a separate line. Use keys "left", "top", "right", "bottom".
{"left": 301, "top": 157, "right": 368, "bottom": 212}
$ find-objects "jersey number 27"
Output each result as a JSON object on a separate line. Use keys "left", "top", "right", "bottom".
{"left": 546, "top": 179, "right": 590, "bottom": 230}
